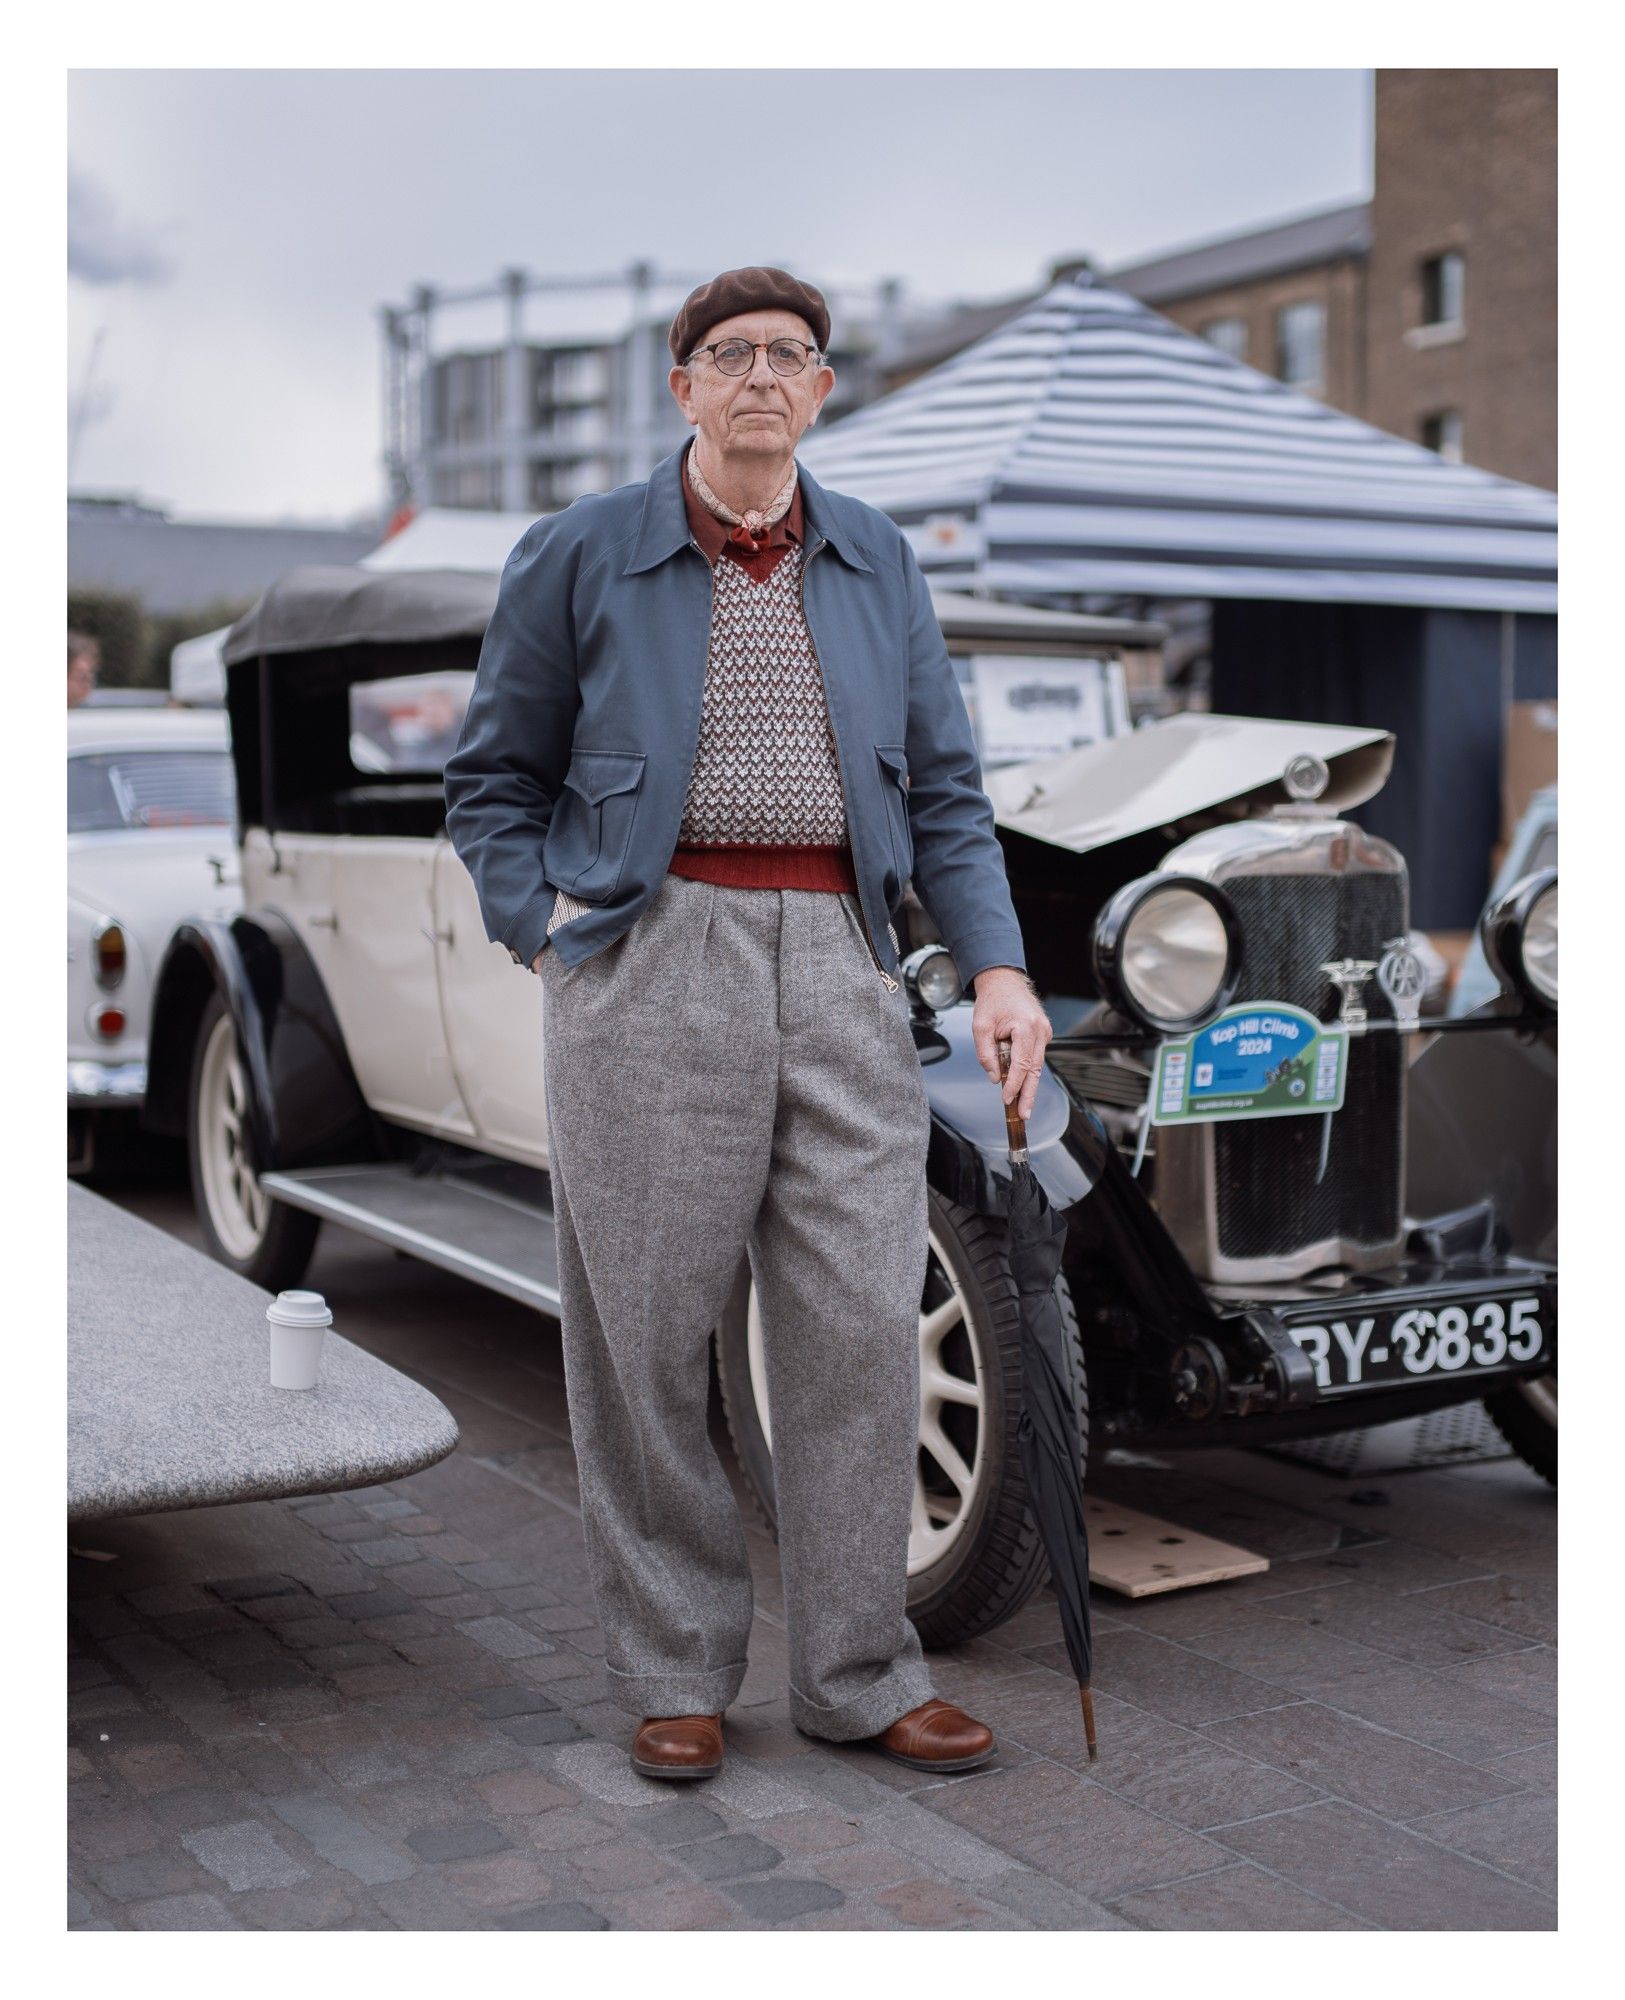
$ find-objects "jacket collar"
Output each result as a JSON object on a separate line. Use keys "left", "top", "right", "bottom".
{"left": 624, "top": 438, "right": 873, "bottom": 576}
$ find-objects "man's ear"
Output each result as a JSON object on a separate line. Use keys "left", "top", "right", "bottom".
{"left": 807, "top": 364, "right": 836, "bottom": 426}
{"left": 667, "top": 363, "right": 696, "bottom": 420}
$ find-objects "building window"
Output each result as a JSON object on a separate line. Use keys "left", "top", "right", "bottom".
{"left": 1421, "top": 251, "right": 1465, "bottom": 328}
{"left": 1420, "top": 410, "right": 1464, "bottom": 463}
{"left": 553, "top": 349, "right": 609, "bottom": 404}
{"left": 549, "top": 404, "right": 608, "bottom": 449}
{"left": 1201, "top": 316, "right": 1248, "bottom": 363}
{"left": 1274, "top": 301, "right": 1325, "bottom": 391}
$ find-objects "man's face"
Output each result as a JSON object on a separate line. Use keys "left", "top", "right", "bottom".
{"left": 67, "top": 646, "right": 99, "bottom": 706}
{"left": 668, "top": 309, "right": 836, "bottom": 462}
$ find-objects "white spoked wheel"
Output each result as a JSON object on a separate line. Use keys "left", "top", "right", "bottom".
{"left": 744, "top": 1217, "right": 988, "bottom": 1579}
{"left": 196, "top": 1006, "right": 268, "bottom": 1259}
{"left": 187, "top": 991, "right": 320, "bottom": 1289}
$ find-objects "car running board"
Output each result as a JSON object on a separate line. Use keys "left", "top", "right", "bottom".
{"left": 258, "top": 1163, "right": 561, "bottom": 1313}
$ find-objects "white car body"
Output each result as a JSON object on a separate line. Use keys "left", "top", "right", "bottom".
{"left": 68, "top": 707, "right": 241, "bottom": 1111}
{"left": 237, "top": 820, "right": 547, "bottom": 1163}
{"left": 231, "top": 706, "right": 1396, "bottom": 1172}
{"left": 218, "top": 586, "right": 1163, "bottom": 1169}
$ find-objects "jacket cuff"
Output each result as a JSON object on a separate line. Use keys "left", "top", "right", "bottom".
{"left": 951, "top": 929, "right": 1028, "bottom": 989}
{"left": 502, "top": 890, "right": 558, "bottom": 972}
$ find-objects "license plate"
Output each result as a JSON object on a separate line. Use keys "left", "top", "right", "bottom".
{"left": 1283, "top": 1292, "right": 1552, "bottom": 1394}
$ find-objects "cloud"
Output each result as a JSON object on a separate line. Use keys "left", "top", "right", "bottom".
{"left": 67, "top": 164, "right": 173, "bottom": 287}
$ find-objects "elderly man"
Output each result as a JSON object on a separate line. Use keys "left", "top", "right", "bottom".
{"left": 445, "top": 265, "right": 1051, "bottom": 1783}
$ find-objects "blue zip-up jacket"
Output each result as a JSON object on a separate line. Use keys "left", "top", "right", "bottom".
{"left": 442, "top": 440, "right": 1027, "bottom": 988}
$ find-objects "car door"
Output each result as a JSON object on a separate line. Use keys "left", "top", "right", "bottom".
{"left": 322, "top": 836, "right": 475, "bottom": 1139}
{"left": 431, "top": 840, "right": 549, "bottom": 1165}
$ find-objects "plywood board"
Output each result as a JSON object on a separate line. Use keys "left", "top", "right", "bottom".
{"left": 1086, "top": 1496, "right": 1270, "bottom": 1598}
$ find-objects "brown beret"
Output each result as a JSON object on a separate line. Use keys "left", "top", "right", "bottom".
{"left": 668, "top": 265, "right": 831, "bottom": 363}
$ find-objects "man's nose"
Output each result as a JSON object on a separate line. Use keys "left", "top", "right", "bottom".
{"left": 744, "top": 347, "right": 777, "bottom": 388}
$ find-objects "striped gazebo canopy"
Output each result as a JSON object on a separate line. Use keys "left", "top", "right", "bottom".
{"left": 799, "top": 276, "right": 1557, "bottom": 614}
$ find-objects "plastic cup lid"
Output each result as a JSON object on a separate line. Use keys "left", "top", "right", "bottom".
{"left": 266, "top": 1289, "right": 333, "bottom": 1327}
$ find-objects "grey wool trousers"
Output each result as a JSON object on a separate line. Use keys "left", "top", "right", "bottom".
{"left": 537, "top": 871, "right": 938, "bottom": 1738}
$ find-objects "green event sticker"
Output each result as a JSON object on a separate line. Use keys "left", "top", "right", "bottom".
{"left": 1150, "top": 1001, "right": 1347, "bottom": 1126}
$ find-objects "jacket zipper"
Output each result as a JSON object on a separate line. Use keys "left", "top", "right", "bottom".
{"left": 799, "top": 538, "right": 900, "bottom": 992}
{"left": 684, "top": 532, "right": 721, "bottom": 828}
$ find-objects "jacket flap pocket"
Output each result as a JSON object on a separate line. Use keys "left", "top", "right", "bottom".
{"left": 564, "top": 749, "right": 646, "bottom": 805}
{"left": 875, "top": 742, "right": 909, "bottom": 787}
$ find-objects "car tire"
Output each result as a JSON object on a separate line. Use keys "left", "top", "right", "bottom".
{"left": 187, "top": 990, "right": 320, "bottom": 1291}
{"left": 714, "top": 1185, "right": 1088, "bottom": 1649}
{"left": 68, "top": 1109, "right": 95, "bottom": 1178}
{"left": 1483, "top": 1372, "right": 1557, "bottom": 1487}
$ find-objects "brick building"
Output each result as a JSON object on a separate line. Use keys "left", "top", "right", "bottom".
{"left": 1109, "top": 203, "right": 1372, "bottom": 417}
{"left": 1110, "top": 69, "right": 1556, "bottom": 491}
{"left": 1361, "top": 70, "right": 1556, "bottom": 491}
{"left": 884, "top": 71, "right": 1556, "bottom": 493}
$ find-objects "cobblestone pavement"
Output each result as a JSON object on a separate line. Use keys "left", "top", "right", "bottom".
{"left": 69, "top": 1178, "right": 1557, "bottom": 1932}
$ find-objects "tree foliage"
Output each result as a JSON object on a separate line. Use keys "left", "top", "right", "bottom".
{"left": 66, "top": 592, "right": 253, "bottom": 693}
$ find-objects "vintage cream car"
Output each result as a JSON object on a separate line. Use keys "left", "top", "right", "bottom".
{"left": 68, "top": 705, "right": 240, "bottom": 1173}
{"left": 141, "top": 562, "right": 1557, "bottom": 1646}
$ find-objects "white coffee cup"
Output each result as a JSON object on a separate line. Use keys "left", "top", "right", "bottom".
{"left": 266, "top": 1290, "right": 333, "bottom": 1391}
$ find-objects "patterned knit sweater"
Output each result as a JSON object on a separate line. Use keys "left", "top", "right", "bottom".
{"left": 549, "top": 447, "right": 895, "bottom": 959}
{"left": 674, "top": 540, "right": 847, "bottom": 851}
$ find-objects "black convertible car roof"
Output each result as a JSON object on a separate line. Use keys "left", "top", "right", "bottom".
{"left": 221, "top": 567, "right": 499, "bottom": 666}
{"left": 221, "top": 564, "right": 1166, "bottom": 666}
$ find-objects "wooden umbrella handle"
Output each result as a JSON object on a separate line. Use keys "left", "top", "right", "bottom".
{"left": 1080, "top": 1685, "right": 1099, "bottom": 1762}
{"left": 997, "top": 1036, "right": 1027, "bottom": 1151}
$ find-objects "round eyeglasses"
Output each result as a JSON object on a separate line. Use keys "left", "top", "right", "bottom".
{"left": 687, "top": 337, "right": 823, "bottom": 376}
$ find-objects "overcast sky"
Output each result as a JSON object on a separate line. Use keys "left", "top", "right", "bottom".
{"left": 67, "top": 69, "right": 1371, "bottom": 523}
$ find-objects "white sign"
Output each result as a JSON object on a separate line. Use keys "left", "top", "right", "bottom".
{"left": 969, "top": 654, "right": 1109, "bottom": 762}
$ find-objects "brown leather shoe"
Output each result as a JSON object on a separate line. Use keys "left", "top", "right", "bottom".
{"left": 868, "top": 1697, "right": 996, "bottom": 1772}
{"left": 630, "top": 1711, "right": 725, "bottom": 1781}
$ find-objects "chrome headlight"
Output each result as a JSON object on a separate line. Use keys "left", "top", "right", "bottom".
{"left": 1092, "top": 874, "right": 1241, "bottom": 1035}
{"left": 1484, "top": 867, "right": 1557, "bottom": 1010}
{"left": 903, "top": 943, "right": 964, "bottom": 1011}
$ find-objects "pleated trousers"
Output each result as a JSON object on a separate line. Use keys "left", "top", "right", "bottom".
{"left": 538, "top": 870, "right": 937, "bottom": 1737}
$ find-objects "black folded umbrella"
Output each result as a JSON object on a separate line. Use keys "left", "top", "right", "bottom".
{"left": 998, "top": 1037, "right": 1098, "bottom": 1761}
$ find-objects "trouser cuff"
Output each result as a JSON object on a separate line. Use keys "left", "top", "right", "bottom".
{"left": 603, "top": 1658, "right": 749, "bottom": 1719}
{"left": 787, "top": 1658, "right": 938, "bottom": 1743}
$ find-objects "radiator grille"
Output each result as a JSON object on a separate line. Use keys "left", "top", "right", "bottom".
{"left": 1214, "top": 871, "right": 1406, "bottom": 1262}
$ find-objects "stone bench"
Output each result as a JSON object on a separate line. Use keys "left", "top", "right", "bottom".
{"left": 68, "top": 1183, "right": 459, "bottom": 1526}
